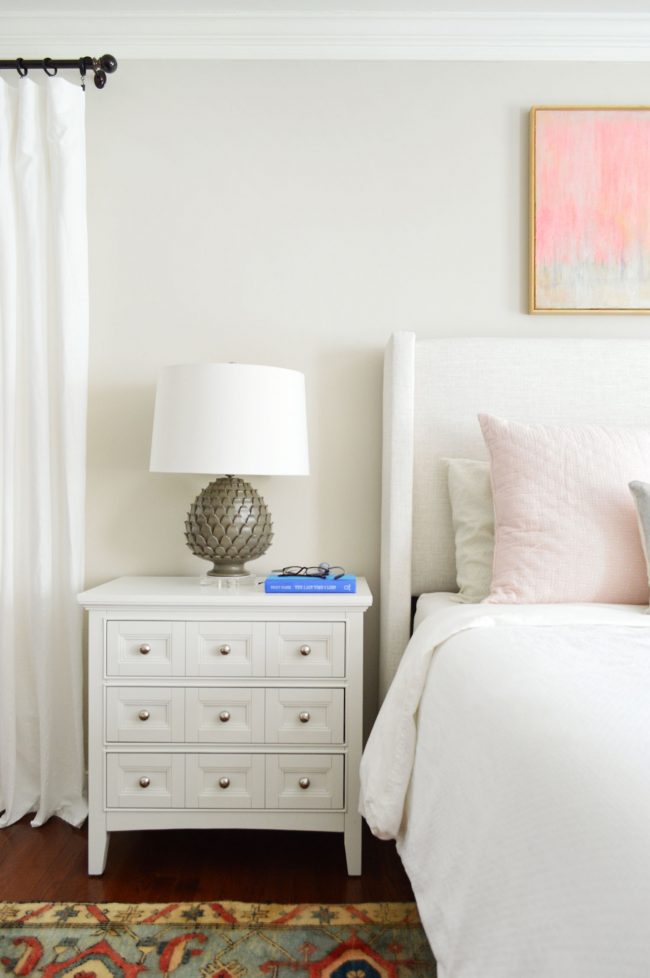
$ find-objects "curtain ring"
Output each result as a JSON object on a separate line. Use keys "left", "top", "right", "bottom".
{"left": 90, "top": 57, "right": 106, "bottom": 89}
{"left": 16, "top": 59, "right": 28, "bottom": 78}
{"left": 79, "top": 58, "right": 86, "bottom": 91}
{"left": 43, "top": 58, "right": 58, "bottom": 77}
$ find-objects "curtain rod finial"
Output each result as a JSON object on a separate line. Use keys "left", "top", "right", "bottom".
{"left": 99, "top": 54, "right": 118, "bottom": 74}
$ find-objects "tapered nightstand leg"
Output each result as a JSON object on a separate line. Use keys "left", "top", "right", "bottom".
{"left": 88, "top": 821, "right": 109, "bottom": 875}
{"left": 344, "top": 814, "right": 362, "bottom": 875}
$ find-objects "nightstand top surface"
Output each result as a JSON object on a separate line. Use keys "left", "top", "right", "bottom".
{"left": 78, "top": 575, "right": 372, "bottom": 608}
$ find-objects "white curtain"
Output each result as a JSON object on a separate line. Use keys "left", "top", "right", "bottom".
{"left": 0, "top": 76, "right": 88, "bottom": 827}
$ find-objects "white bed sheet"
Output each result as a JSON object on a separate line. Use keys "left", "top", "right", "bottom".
{"left": 360, "top": 595, "right": 650, "bottom": 978}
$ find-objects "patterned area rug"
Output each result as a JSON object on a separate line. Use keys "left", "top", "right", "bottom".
{"left": 0, "top": 902, "right": 436, "bottom": 977}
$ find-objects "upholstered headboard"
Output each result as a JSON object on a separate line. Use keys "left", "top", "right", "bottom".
{"left": 379, "top": 332, "right": 650, "bottom": 696}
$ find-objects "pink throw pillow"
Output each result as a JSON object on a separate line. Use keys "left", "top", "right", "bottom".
{"left": 479, "top": 414, "right": 650, "bottom": 604}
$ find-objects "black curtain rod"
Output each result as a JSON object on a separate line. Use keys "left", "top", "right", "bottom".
{"left": 0, "top": 55, "right": 118, "bottom": 89}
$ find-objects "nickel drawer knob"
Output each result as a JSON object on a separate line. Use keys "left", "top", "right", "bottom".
{"left": 138, "top": 710, "right": 150, "bottom": 722}
{"left": 219, "top": 777, "right": 230, "bottom": 789}
{"left": 298, "top": 711, "right": 311, "bottom": 723}
{"left": 299, "top": 644, "right": 311, "bottom": 656}
{"left": 298, "top": 777, "right": 310, "bottom": 789}
{"left": 219, "top": 644, "right": 231, "bottom": 656}
{"left": 139, "top": 776, "right": 151, "bottom": 788}
{"left": 219, "top": 711, "right": 231, "bottom": 723}
{"left": 139, "top": 643, "right": 151, "bottom": 655}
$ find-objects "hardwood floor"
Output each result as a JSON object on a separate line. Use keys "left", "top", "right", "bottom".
{"left": 0, "top": 817, "right": 414, "bottom": 904}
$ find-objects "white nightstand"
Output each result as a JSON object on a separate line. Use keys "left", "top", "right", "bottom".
{"left": 78, "top": 576, "right": 372, "bottom": 876}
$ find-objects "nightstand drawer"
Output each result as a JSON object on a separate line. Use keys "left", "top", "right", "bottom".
{"left": 185, "top": 688, "right": 265, "bottom": 743}
{"left": 106, "top": 687, "right": 185, "bottom": 742}
{"left": 186, "top": 754, "right": 265, "bottom": 808}
{"left": 106, "top": 621, "right": 185, "bottom": 677}
{"left": 186, "top": 622, "right": 265, "bottom": 677}
{"left": 106, "top": 753, "right": 185, "bottom": 808}
{"left": 266, "top": 623, "right": 345, "bottom": 677}
{"left": 265, "top": 754, "right": 344, "bottom": 809}
{"left": 265, "top": 688, "right": 344, "bottom": 744}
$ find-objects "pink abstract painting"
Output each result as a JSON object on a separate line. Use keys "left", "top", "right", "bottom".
{"left": 531, "top": 107, "right": 650, "bottom": 312}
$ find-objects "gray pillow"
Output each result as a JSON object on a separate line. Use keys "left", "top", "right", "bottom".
{"left": 629, "top": 480, "right": 650, "bottom": 607}
{"left": 443, "top": 458, "right": 494, "bottom": 602}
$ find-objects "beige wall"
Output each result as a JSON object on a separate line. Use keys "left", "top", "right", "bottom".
{"left": 85, "top": 59, "right": 650, "bottom": 715}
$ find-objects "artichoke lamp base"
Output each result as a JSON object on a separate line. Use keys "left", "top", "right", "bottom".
{"left": 184, "top": 476, "right": 273, "bottom": 578}
{"left": 207, "top": 560, "right": 250, "bottom": 578}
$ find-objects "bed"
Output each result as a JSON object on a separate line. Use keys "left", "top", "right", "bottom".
{"left": 360, "top": 333, "right": 650, "bottom": 978}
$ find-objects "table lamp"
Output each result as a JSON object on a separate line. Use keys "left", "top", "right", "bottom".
{"left": 150, "top": 362, "right": 309, "bottom": 577}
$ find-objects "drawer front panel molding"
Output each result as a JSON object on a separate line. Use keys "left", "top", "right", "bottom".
{"left": 265, "top": 754, "right": 344, "bottom": 809}
{"left": 106, "top": 687, "right": 185, "bottom": 743}
{"left": 265, "top": 688, "right": 344, "bottom": 744}
{"left": 266, "top": 622, "right": 345, "bottom": 677}
{"left": 186, "top": 621, "right": 265, "bottom": 677}
{"left": 186, "top": 753, "right": 266, "bottom": 808}
{"left": 107, "top": 621, "right": 185, "bottom": 677}
{"left": 185, "top": 688, "right": 265, "bottom": 743}
{"left": 106, "top": 752, "right": 185, "bottom": 808}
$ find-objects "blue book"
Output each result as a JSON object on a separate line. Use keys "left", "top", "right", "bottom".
{"left": 264, "top": 574, "right": 357, "bottom": 594}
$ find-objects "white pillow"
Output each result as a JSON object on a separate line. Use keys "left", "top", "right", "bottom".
{"left": 479, "top": 414, "right": 650, "bottom": 604}
{"left": 443, "top": 458, "right": 494, "bottom": 602}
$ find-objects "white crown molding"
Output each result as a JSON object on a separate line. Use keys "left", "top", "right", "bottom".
{"left": 3, "top": 10, "right": 650, "bottom": 62}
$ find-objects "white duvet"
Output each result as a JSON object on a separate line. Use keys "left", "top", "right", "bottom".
{"left": 360, "top": 596, "right": 650, "bottom": 978}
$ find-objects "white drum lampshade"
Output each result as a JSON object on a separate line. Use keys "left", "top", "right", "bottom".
{"left": 150, "top": 363, "right": 309, "bottom": 576}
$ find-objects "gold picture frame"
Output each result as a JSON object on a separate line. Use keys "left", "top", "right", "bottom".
{"left": 530, "top": 105, "right": 650, "bottom": 314}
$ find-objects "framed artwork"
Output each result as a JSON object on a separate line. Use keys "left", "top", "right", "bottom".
{"left": 530, "top": 106, "right": 650, "bottom": 314}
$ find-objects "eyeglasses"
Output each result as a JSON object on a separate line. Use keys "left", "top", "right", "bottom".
{"left": 273, "top": 563, "right": 345, "bottom": 580}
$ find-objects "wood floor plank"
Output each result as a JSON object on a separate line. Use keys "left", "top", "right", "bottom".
{"left": 0, "top": 817, "right": 414, "bottom": 903}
